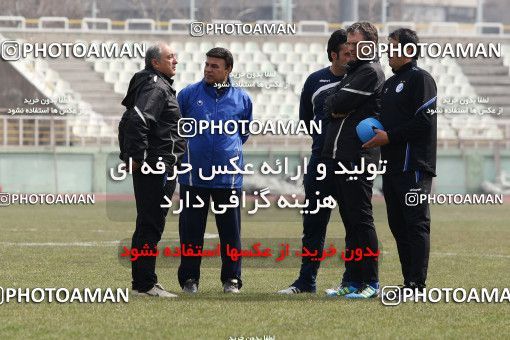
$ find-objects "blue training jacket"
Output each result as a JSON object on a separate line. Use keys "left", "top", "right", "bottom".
{"left": 177, "top": 79, "right": 253, "bottom": 189}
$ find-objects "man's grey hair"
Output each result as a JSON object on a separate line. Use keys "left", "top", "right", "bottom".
{"left": 145, "top": 43, "right": 163, "bottom": 68}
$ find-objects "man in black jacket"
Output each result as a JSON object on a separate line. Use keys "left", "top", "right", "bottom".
{"left": 118, "top": 42, "right": 186, "bottom": 297}
{"left": 362, "top": 28, "right": 437, "bottom": 292}
{"left": 277, "top": 30, "right": 352, "bottom": 295}
{"left": 321, "top": 22, "right": 385, "bottom": 299}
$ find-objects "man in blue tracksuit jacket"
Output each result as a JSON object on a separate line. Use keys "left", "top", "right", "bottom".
{"left": 177, "top": 47, "right": 252, "bottom": 294}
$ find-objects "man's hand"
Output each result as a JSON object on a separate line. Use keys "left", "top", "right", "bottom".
{"left": 362, "top": 129, "right": 389, "bottom": 148}
{"left": 129, "top": 160, "right": 142, "bottom": 172}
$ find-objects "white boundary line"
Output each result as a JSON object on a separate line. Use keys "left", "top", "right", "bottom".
{"left": 0, "top": 233, "right": 220, "bottom": 247}
{"left": 0, "top": 241, "right": 508, "bottom": 259}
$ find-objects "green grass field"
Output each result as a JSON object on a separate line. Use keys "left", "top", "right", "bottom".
{"left": 0, "top": 201, "right": 509, "bottom": 339}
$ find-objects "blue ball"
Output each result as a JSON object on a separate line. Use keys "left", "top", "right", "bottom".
{"left": 356, "top": 117, "right": 384, "bottom": 143}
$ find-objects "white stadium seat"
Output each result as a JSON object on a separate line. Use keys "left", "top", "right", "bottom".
{"left": 278, "top": 63, "right": 293, "bottom": 74}
{"left": 293, "top": 63, "right": 309, "bottom": 75}
{"left": 118, "top": 72, "right": 132, "bottom": 83}
{"left": 310, "top": 43, "right": 325, "bottom": 54}
{"left": 104, "top": 71, "right": 119, "bottom": 83}
{"left": 114, "top": 81, "right": 129, "bottom": 95}
{"left": 270, "top": 52, "right": 286, "bottom": 64}
{"left": 170, "top": 42, "right": 184, "bottom": 52}
{"left": 278, "top": 42, "right": 293, "bottom": 53}
{"left": 199, "top": 42, "right": 213, "bottom": 52}
{"left": 294, "top": 43, "right": 309, "bottom": 54}
{"left": 238, "top": 51, "right": 254, "bottom": 63}
{"left": 63, "top": 37, "right": 506, "bottom": 144}
{"left": 262, "top": 42, "right": 278, "bottom": 54}
{"left": 245, "top": 41, "right": 259, "bottom": 52}
{"left": 184, "top": 42, "right": 199, "bottom": 52}
{"left": 93, "top": 60, "right": 109, "bottom": 73}
{"left": 124, "top": 61, "right": 140, "bottom": 73}
{"left": 109, "top": 61, "right": 124, "bottom": 72}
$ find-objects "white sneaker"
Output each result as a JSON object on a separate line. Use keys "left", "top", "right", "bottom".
{"left": 325, "top": 281, "right": 345, "bottom": 295}
{"left": 277, "top": 286, "right": 302, "bottom": 294}
{"left": 324, "top": 287, "right": 338, "bottom": 295}
{"left": 132, "top": 283, "right": 178, "bottom": 298}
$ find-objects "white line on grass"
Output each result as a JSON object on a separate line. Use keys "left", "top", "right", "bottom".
{"left": 0, "top": 241, "right": 120, "bottom": 247}
{"left": 0, "top": 233, "right": 220, "bottom": 247}
{"left": 0, "top": 241, "right": 508, "bottom": 260}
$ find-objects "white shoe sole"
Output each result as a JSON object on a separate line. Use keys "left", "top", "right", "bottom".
{"left": 325, "top": 288, "right": 338, "bottom": 295}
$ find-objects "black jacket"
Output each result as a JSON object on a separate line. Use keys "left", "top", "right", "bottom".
{"left": 380, "top": 60, "right": 437, "bottom": 176}
{"left": 118, "top": 67, "right": 186, "bottom": 172}
{"left": 321, "top": 59, "right": 385, "bottom": 161}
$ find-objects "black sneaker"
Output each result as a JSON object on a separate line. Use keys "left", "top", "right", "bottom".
{"left": 277, "top": 286, "right": 303, "bottom": 294}
{"left": 403, "top": 282, "right": 425, "bottom": 297}
{"left": 182, "top": 279, "right": 198, "bottom": 294}
{"left": 223, "top": 278, "right": 240, "bottom": 293}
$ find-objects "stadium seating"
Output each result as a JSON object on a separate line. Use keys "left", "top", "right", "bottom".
{"left": 1, "top": 32, "right": 508, "bottom": 147}
{"left": 2, "top": 39, "right": 117, "bottom": 144}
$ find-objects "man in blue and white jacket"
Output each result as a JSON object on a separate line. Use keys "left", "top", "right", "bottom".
{"left": 177, "top": 47, "right": 252, "bottom": 294}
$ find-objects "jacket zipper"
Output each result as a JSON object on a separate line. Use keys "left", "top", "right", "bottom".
{"left": 187, "top": 141, "right": 192, "bottom": 186}
{"left": 331, "top": 115, "right": 347, "bottom": 158}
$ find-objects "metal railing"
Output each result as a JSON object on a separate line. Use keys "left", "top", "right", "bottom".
{"left": 0, "top": 115, "right": 312, "bottom": 149}
{"left": 0, "top": 115, "right": 118, "bottom": 147}
{"left": 1, "top": 115, "right": 510, "bottom": 150}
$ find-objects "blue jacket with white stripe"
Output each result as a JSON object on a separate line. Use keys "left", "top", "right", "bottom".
{"left": 177, "top": 79, "right": 253, "bottom": 189}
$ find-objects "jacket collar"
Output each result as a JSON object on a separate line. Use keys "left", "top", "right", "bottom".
{"left": 202, "top": 77, "right": 232, "bottom": 98}
{"left": 145, "top": 65, "right": 175, "bottom": 91}
{"left": 346, "top": 57, "right": 377, "bottom": 73}
{"left": 392, "top": 60, "right": 416, "bottom": 75}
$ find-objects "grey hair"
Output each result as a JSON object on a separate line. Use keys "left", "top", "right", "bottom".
{"left": 145, "top": 43, "right": 162, "bottom": 68}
